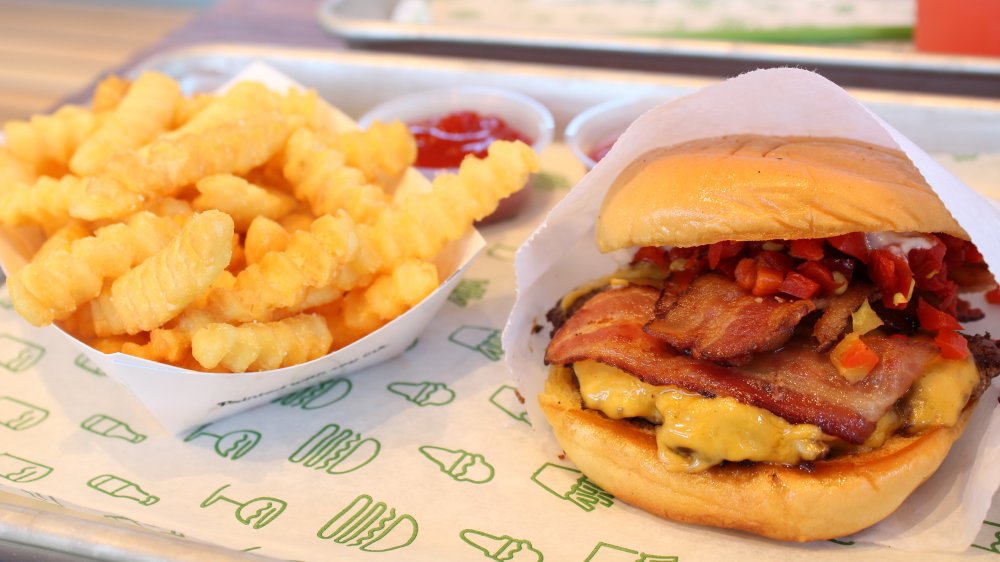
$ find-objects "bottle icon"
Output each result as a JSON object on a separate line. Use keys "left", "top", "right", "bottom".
{"left": 185, "top": 424, "right": 260, "bottom": 460}
{"left": 317, "top": 494, "right": 417, "bottom": 553}
{"left": 74, "top": 353, "right": 106, "bottom": 377}
{"left": 449, "top": 326, "right": 503, "bottom": 361}
{"left": 387, "top": 381, "right": 455, "bottom": 407}
{"left": 289, "top": 424, "right": 380, "bottom": 475}
{"left": 490, "top": 385, "right": 530, "bottom": 426}
{"left": 0, "top": 397, "right": 48, "bottom": 431}
{"left": 460, "top": 529, "right": 543, "bottom": 562}
{"left": 584, "top": 542, "right": 678, "bottom": 562}
{"left": 531, "top": 463, "right": 613, "bottom": 512}
{"left": 87, "top": 474, "right": 159, "bottom": 506}
{"left": 419, "top": 445, "right": 494, "bottom": 484}
{"left": 201, "top": 484, "right": 286, "bottom": 529}
{"left": 0, "top": 453, "right": 52, "bottom": 483}
{"left": 81, "top": 414, "right": 146, "bottom": 443}
{"left": 0, "top": 334, "right": 44, "bottom": 372}
{"left": 273, "top": 378, "right": 352, "bottom": 410}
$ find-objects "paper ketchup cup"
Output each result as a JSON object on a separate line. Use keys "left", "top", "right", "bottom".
{"left": 0, "top": 63, "right": 485, "bottom": 433}
{"left": 503, "top": 67, "right": 1000, "bottom": 551}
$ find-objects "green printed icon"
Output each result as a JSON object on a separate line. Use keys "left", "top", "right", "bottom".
{"left": 491, "top": 385, "right": 530, "bottom": 426}
{"left": 105, "top": 515, "right": 184, "bottom": 537}
{"left": 460, "top": 529, "right": 543, "bottom": 562}
{"left": 274, "top": 378, "right": 352, "bottom": 410}
{"left": 0, "top": 453, "right": 52, "bottom": 483}
{"left": 532, "top": 463, "right": 613, "bottom": 512}
{"left": 388, "top": 381, "right": 455, "bottom": 407}
{"left": 0, "top": 397, "right": 48, "bottom": 430}
{"left": 81, "top": 414, "right": 146, "bottom": 443}
{"left": 201, "top": 484, "right": 286, "bottom": 529}
{"left": 289, "top": 424, "right": 380, "bottom": 475}
{"left": 584, "top": 542, "right": 677, "bottom": 562}
{"left": 18, "top": 489, "right": 63, "bottom": 507}
{"left": 74, "top": 353, "right": 106, "bottom": 377}
{"left": 448, "top": 279, "right": 489, "bottom": 307}
{"left": 0, "top": 334, "right": 44, "bottom": 373}
{"left": 972, "top": 520, "right": 1000, "bottom": 553}
{"left": 449, "top": 326, "right": 503, "bottom": 361}
{"left": 88, "top": 474, "right": 158, "bottom": 506}
{"left": 419, "top": 445, "right": 495, "bottom": 484}
{"left": 486, "top": 243, "right": 517, "bottom": 262}
{"left": 317, "top": 493, "right": 418, "bottom": 553}
{"left": 185, "top": 424, "right": 260, "bottom": 460}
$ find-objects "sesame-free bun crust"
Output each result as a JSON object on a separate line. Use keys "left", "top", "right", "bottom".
{"left": 539, "top": 365, "right": 972, "bottom": 542}
{"left": 596, "top": 135, "right": 967, "bottom": 253}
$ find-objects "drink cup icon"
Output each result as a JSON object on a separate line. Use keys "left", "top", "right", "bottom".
{"left": 460, "top": 529, "right": 543, "bottom": 562}
{"left": 87, "top": 474, "right": 158, "bottom": 506}
{"left": 317, "top": 494, "right": 417, "bottom": 553}
{"left": 0, "top": 453, "right": 52, "bottom": 483}
{"left": 81, "top": 414, "right": 145, "bottom": 443}
{"left": 448, "top": 326, "right": 503, "bottom": 361}
{"left": 185, "top": 425, "right": 260, "bottom": 460}
{"left": 0, "top": 397, "right": 48, "bottom": 431}
{"left": 490, "top": 385, "right": 530, "bottom": 426}
{"left": 387, "top": 381, "right": 455, "bottom": 407}
{"left": 419, "top": 446, "right": 494, "bottom": 484}
{"left": 531, "top": 463, "right": 614, "bottom": 512}
{"left": 201, "top": 484, "right": 286, "bottom": 529}
{"left": 274, "top": 378, "right": 352, "bottom": 410}
{"left": 0, "top": 335, "right": 44, "bottom": 373}
{"left": 289, "top": 424, "right": 380, "bottom": 475}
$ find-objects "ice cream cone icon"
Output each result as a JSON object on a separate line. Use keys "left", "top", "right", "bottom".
{"left": 448, "top": 326, "right": 503, "bottom": 361}
{"left": 0, "top": 334, "right": 44, "bottom": 373}
{"left": 274, "top": 378, "right": 352, "bottom": 410}
{"left": 387, "top": 381, "right": 455, "bottom": 407}
{"left": 419, "top": 445, "right": 494, "bottom": 484}
{"left": 0, "top": 397, "right": 48, "bottom": 431}
{"left": 289, "top": 424, "right": 380, "bottom": 475}
{"left": 490, "top": 385, "right": 530, "bottom": 426}
{"left": 460, "top": 529, "right": 543, "bottom": 562}
{"left": 584, "top": 542, "right": 678, "bottom": 562}
{"left": 317, "top": 494, "right": 418, "bottom": 553}
{"left": 531, "top": 463, "right": 614, "bottom": 512}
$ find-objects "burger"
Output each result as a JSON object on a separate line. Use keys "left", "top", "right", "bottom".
{"left": 540, "top": 134, "right": 1000, "bottom": 541}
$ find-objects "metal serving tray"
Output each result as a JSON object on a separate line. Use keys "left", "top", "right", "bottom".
{"left": 317, "top": 0, "right": 1000, "bottom": 98}
{"left": 1, "top": 43, "right": 999, "bottom": 561}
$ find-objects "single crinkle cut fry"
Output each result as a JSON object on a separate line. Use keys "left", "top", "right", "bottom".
{"left": 244, "top": 215, "right": 290, "bottom": 265}
{"left": 328, "top": 259, "right": 439, "bottom": 350}
{"left": 280, "top": 88, "right": 356, "bottom": 137}
{"left": 70, "top": 71, "right": 181, "bottom": 176}
{"left": 3, "top": 105, "right": 97, "bottom": 175}
{"left": 193, "top": 174, "right": 296, "bottom": 231}
{"left": 283, "top": 127, "right": 388, "bottom": 223}
{"left": 89, "top": 209, "right": 235, "bottom": 336}
{"left": 90, "top": 75, "right": 131, "bottom": 113}
{"left": 0, "top": 174, "right": 87, "bottom": 227}
{"left": 163, "top": 81, "right": 282, "bottom": 141}
{"left": 328, "top": 120, "right": 417, "bottom": 182}
{"left": 8, "top": 211, "right": 183, "bottom": 326}
{"left": 191, "top": 313, "right": 332, "bottom": 373}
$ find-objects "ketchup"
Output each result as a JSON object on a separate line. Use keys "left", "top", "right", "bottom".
{"left": 409, "top": 110, "right": 531, "bottom": 168}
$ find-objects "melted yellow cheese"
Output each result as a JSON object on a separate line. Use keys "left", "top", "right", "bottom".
{"left": 558, "top": 263, "right": 665, "bottom": 311}
{"left": 573, "top": 353, "right": 979, "bottom": 473}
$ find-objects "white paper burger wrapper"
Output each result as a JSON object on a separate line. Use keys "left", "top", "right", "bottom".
{"left": 503, "top": 67, "right": 1000, "bottom": 552}
{"left": 0, "top": 62, "right": 485, "bottom": 433}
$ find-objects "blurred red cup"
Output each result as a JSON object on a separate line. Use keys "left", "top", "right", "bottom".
{"left": 916, "top": 0, "right": 1000, "bottom": 56}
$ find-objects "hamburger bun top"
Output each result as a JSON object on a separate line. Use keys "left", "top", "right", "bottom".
{"left": 595, "top": 134, "right": 968, "bottom": 253}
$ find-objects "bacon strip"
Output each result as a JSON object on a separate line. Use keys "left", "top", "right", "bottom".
{"left": 812, "top": 283, "right": 875, "bottom": 350}
{"left": 545, "top": 285, "right": 937, "bottom": 443}
{"left": 645, "top": 274, "right": 815, "bottom": 364}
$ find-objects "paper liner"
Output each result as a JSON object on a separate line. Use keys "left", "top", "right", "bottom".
{"left": 503, "top": 67, "right": 1000, "bottom": 552}
{"left": 0, "top": 62, "right": 485, "bottom": 433}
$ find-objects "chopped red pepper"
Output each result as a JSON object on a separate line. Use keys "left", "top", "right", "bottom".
{"left": 917, "top": 298, "right": 963, "bottom": 331}
{"left": 789, "top": 239, "right": 825, "bottom": 261}
{"left": 827, "top": 233, "right": 869, "bottom": 263}
{"left": 735, "top": 258, "right": 757, "bottom": 292}
{"left": 841, "top": 338, "right": 880, "bottom": 370}
{"left": 869, "top": 249, "right": 914, "bottom": 309}
{"left": 797, "top": 261, "right": 838, "bottom": 295}
{"left": 986, "top": 285, "right": 1000, "bottom": 304}
{"left": 632, "top": 246, "right": 667, "bottom": 271}
{"left": 757, "top": 250, "right": 795, "bottom": 273}
{"left": 934, "top": 329, "right": 969, "bottom": 360}
{"left": 779, "top": 271, "right": 821, "bottom": 299}
{"left": 752, "top": 266, "right": 785, "bottom": 297}
{"left": 707, "top": 241, "right": 744, "bottom": 269}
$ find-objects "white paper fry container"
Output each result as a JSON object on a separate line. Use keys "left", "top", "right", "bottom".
{"left": 503, "top": 67, "right": 1000, "bottom": 552}
{"left": 0, "top": 62, "right": 486, "bottom": 433}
